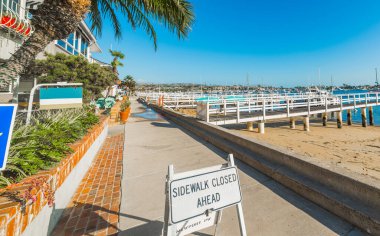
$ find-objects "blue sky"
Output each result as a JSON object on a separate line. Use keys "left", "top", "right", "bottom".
{"left": 92, "top": 0, "right": 380, "bottom": 87}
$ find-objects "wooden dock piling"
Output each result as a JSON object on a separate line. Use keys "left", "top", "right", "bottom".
{"left": 322, "top": 112, "right": 327, "bottom": 126}
{"left": 246, "top": 121, "right": 254, "bottom": 131}
{"left": 290, "top": 118, "right": 296, "bottom": 129}
{"left": 361, "top": 108, "right": 367, "bottom": 127}
{"left": 258, "top": 121, "right": 265, "bottom": 134}
{"left": 369, "top": 106, "right": 374, "bottom": 126}
{"left": 347, "top": 110, "right": 352, "bottom": 126}
{"left": 337, "top": 111, "right": 342, "bottom": 129}
{"left": 303, "top": 116, "right": 310, "bottom": 132}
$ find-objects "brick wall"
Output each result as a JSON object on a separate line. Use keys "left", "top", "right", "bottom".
{"left": 0, "top": 117, "right": 109, "bottom": 236}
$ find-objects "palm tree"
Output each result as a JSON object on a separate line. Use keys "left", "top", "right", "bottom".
{"left": 123, "top": 75, "right": 136, "bottom": 95}
{"left": 106, "top": 49, "right": 125, "bottom": 96}
{"left": 109, "top": 50, "right": 125, "bottom": 74}
{"left": 0, "top": 0, "right": 194, "bottom": 89}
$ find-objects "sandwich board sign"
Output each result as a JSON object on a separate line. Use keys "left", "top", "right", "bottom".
{"left": 0, "top": 104, "right": 18, "bottom": 170}
{"left": 162, "top": 154, "right": 247, "bottom": 236}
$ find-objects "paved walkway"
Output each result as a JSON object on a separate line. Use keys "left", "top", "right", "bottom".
{"left": 52, "top": 131, "right": 124, "bottom": 236}
{"left": 118, "top": 99, "right": 362, "bottom": 236}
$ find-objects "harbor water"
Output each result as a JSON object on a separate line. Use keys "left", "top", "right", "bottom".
{"left": 333, "top": 90, "right": 380, "bottom": 125}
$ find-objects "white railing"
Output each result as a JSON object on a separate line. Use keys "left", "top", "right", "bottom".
{"left": 198, "top": 92, "right": 380, "bottom": 124}
{"left": 137, "top": 91, "right": 333, "bottom": 109}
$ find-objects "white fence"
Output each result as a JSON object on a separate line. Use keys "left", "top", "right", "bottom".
{"left": 198, "top": 93, "right": 380, "bottom": 124}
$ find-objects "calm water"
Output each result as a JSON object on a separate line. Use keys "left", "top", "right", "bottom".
{"left": 333, "top": 90, "right": 380, "bottom": 125}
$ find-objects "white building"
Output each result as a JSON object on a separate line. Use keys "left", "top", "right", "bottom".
{"left": 0, "top": 0, "right": 105, "bottom": 103}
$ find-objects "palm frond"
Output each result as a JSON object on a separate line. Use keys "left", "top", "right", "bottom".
{"left": 89, "top": 0, "right": 194, "bottom": 50}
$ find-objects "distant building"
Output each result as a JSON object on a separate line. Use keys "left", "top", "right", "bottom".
{"left": 0, "top": 0, "right": 108, "bottom": 103}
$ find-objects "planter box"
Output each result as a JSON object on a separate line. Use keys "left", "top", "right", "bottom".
{"left": 0, "top": 117, "right": 109, "bottom": 236}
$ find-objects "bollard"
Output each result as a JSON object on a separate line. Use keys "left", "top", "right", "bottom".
{"left": 246, "top": 122, "right": 254, "bottom": 131}
{"left": 289, "top": 118, "right": 296, "bottom": 129}
{"left": 322, "top": 112, "right": 327, "bottom": 127}
{"left": 347, "top": 110, "right": 352, "bottom": 126}
{"left": 369, "top": 106, "right": 374, "bottom": 126}
{"left": 303, "top": 116, "right": 310, "bottom": 132}
{"left": 337, "top": 111, "right": 342, "bottom": 129}
{"left": 258, "top": 121, "right": 265, "bottom": 134}
{"left": 361, "top": 108, "right": 367, "bottom": 127}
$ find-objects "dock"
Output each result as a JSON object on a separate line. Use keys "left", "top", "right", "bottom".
{"left": 140, "top": 92, "right": 380, "bottom": 133}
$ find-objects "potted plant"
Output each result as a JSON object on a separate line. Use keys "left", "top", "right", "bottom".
{"left": 119, "top": 100, "right": 131, "bottom": 123}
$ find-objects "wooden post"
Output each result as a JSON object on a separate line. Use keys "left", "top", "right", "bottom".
{"left": 369, "top": 106, "right": 374, "bottom": 126}
{"left": 361, "top": 108, "right": 367, "bottom": 127}
{"left": 262, "top": 101, "right": 266, "bottom": 120}
{"left": 347, "top": 110, "right": 352, "bottom": 126}
{"left": 246, "top": 122, "right": 254, "bottom": 131}
{"left": 286, "top": 99, "right": 290, "bottom": 117}
{"left": 322, "top": 112, "right": 327, "bottom": 126}
{"left": 337, "top": 111, "right": 342, "bottom": 129}
{"left": 289, "top": 117, "right": 296, "bottom": 129}
{"left": 206, "top": 102, "right": 210, "bottom": 123}
{"left": 258, "top": 120, "right": 265, "bottom": 134}
{"left": 303, "top": 116, "right": 310, "bottom": 132}
{"left": 224, "top": 100, "right": 227, "bottom": 116}
{"left": 248, "top": 100, "right": 251, "bottom": 114}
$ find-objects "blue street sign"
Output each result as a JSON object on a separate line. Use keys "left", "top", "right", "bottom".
{"left": 0, "top": 104, "right": 17, "bottom": 170}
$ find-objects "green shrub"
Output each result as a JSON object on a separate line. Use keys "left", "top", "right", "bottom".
{"left": 120, "top": 100, "right": 131, "bottom": 112}
{"left": 0, "top": 108, "right": 99, "bottom": 187}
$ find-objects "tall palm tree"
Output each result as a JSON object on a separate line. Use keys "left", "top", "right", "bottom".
{"left": 0, "top": 0, "right": 194, "bottom": 89}
{"left": 109, "top": 50, "right": 125, "bottom": 74}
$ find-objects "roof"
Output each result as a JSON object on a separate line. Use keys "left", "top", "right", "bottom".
{"left": 78, "top": 21, "right": 102, "bottom": 53}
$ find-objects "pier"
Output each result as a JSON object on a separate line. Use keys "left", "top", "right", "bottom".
{"left": 140, "top": 92, "right": 380, "bottom": 133}
{"left": 200, "top": 93, "right": 379, "bottom": 132}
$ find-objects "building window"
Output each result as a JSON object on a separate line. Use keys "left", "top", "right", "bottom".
{"left": 57, "top": 40, "right": 66, "bottom": 49}
{"left": 55, "top": 30, "right": 90, "bottom": 58}
{"left": 67, "top": 33, "right": 74, "bottom": 46}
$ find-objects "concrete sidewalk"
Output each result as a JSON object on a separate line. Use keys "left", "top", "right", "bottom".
{"left": 118, "top": 99, "right": 361, "bottom": 236}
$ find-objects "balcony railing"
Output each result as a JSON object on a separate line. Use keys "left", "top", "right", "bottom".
{"left": 0, "top": 0, "right": 34, "bottom": 38}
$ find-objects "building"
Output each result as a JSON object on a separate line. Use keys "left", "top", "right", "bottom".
{"left": 0, "top": 0, "right": 105, "bottom": 103}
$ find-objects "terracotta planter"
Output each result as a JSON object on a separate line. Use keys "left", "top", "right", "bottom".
{"left": 119, "top": 107, "right": 131, "bottom": 123}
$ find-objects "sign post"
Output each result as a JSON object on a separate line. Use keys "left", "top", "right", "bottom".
{"left": 26, "top": 83, "right": 83, "bottom": 125}
{"left": 0, "top": 104, "right": 18, "bottom": 170}
{"left": 163, "top": 154, "right": 247, "bottom": 236}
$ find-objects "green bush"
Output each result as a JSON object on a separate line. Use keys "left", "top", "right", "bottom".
{"left": 120, "top": 100, "right": 131, "bottom": 112}
{"left": 0, "top": 108, "right": 99, "bottom": 187}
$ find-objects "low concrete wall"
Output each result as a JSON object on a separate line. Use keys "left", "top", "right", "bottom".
{"left": 0, "top": 118, "right": 108, "bottom": 236}
{"left": 22, "top": 123, "right": 108, "bottom": 236}
{"left": 147, "top": 102, "right": 380, "bottom": 235}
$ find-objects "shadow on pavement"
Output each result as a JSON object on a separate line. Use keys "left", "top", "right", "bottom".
{"left": 150, "top": 122, "right": 176, "bottom": 128}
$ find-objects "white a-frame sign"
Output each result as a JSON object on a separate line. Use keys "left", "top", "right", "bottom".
{"left": 162, "top": 154, "right": 247, "bottom": 236}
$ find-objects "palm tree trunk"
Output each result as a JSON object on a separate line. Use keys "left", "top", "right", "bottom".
{"left": 0, "top": 0, "right": 90, "bottom": 89}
